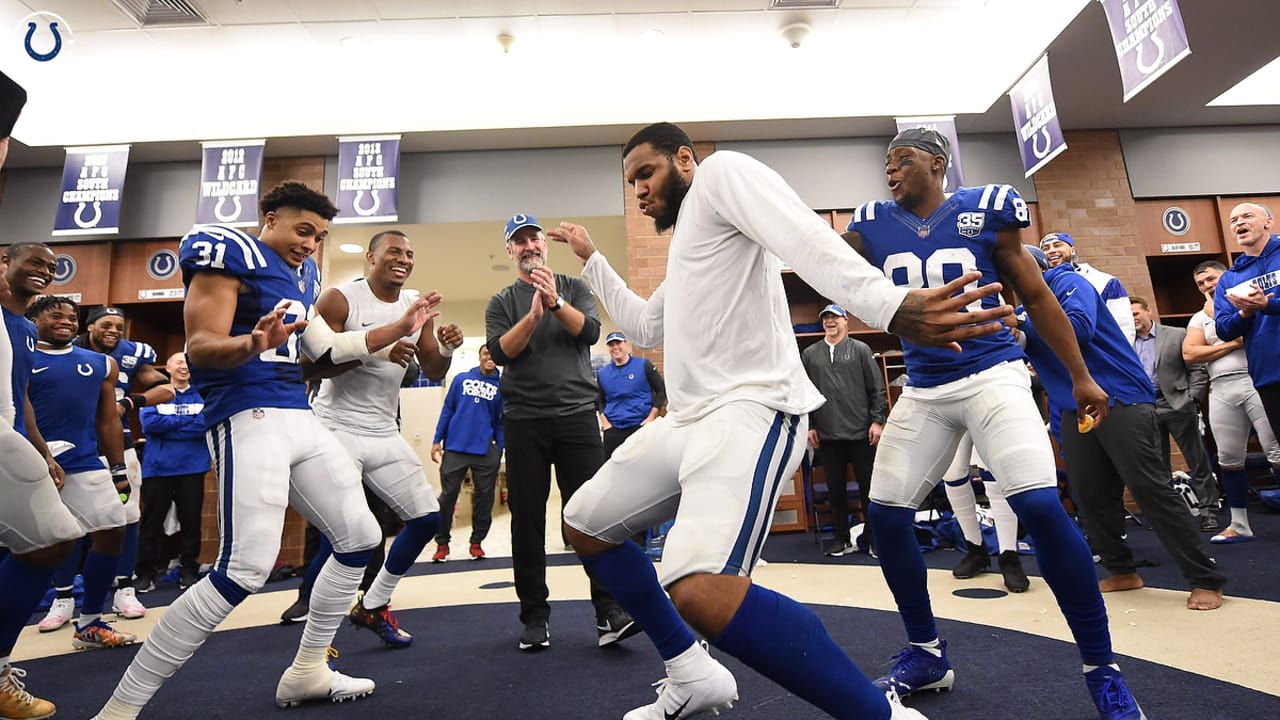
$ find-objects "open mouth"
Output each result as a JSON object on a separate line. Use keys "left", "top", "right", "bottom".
{"left": 389, "top": 267, "right": 409, "bottom": 279}
{"left": 28, "top": 275, "right": 49, "bottom": 289}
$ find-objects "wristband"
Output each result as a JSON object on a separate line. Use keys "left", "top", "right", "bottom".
{"left": 438, "top": 342, "right": 455, "bottom": 358}
{"left": 117, "top": 397, "right": 135, "bottom": 413}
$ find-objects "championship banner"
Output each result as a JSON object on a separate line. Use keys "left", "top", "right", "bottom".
{"left": 53, "top": 145, "right": 130, "bottom": 236}
{"left": 1099, "top": 0, "right": 1191, "bottom": 102}
{"left": 196, "top": 140, "right": 265, "bottom": 227}
{"left": 334, "top": 135, "right": 400, "bottom": 224}
{"left": 1009, "top": 55, "right": 1068, "bottom": 177}
{"left": 894, "top": 116, "right": 963, "bottom": 192}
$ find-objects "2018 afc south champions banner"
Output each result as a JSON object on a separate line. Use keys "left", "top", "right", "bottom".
{"left": 894, "top": 116, "right": 963, "bottom": 192}
{"left": 53, "top": 145, "right": 130, "bottom": 236}
{"left": 196, "top": 140, "right": 265, "bottom": 226}
{"left": 1099, "top": 0, "right": 1191, "bottom": 102}
{"left": 1009, "top": 55, "right": 1068, "bottom": 177}
{"left": 334, "top": 135, "right": 400, "bottom": 224}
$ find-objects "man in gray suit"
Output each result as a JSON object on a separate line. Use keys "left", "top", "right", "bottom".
{"left": 1131, "top": 297, "right": 1219, "bottom": 530}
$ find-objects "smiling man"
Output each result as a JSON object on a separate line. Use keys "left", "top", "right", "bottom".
{"left": 1215, "top": 203, "right": 1280, "bottom": 434}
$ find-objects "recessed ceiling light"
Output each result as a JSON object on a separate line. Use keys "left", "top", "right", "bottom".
{"left": 340, "top": 36, "right": 368, "bottom": 50}
{"left": 339, "top": 243, "right": 364, "bottom": 254}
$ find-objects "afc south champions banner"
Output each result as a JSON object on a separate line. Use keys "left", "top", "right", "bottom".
{"left": 53, "top": 145, "right": 130, "bottom": 236}
{"left": 334, "top": 135, "right": 400, "bottom": 224}
{"left": 1008, "top": 55, "right": 1068, "bottom": 177}
{"left": 1099, "top": 0, "right": 1191, "bottom": 102}
{"left": 894, "top": 116, "right": 963, "bottom": 192}
{"left": 196, "top": 140, "right": 265, "bottom": 226}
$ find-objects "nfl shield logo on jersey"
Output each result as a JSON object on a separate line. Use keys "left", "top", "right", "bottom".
{"left": 957, "top": 212, "right": 986, "bottom": 238}
{"left": 252, "top": 408, "right": 265, "bottom": 419}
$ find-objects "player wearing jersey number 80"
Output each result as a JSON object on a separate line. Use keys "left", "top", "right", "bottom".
{"left": 92, "top": 183, "right": 437, "bottom": 720}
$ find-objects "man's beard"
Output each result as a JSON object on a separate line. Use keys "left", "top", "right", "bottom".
{"left": 652, "top": 172, "right": 690, "bottom": 234}
{"left": 517, "top": 251, "right": 546, "bottom": 275}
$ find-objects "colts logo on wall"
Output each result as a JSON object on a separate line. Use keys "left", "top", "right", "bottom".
{"left": 956, "top": 212, "right": 986, "bottom": 239}
{"left": 15, "top": 12, "right": 73, "bottom": 62}
{"left": 147, "top": 249, "right": 179, "bottom": 281}
{"left": 52, "top": 254, "right": 77, "bottom": 285}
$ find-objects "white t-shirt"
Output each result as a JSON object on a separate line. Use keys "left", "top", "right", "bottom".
{"left": 1188, "top": 309, "right": 1249, "bottom": 381}
{"left": 582, "top": 150, "right": 907, "bottom": 423}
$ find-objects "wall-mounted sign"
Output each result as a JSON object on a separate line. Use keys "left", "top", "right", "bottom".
{"left": 196, "top": 140, "right": 265, "bottom": 227}
{"left": 146, "top": 249, "right": 179, "bottom": 281}
{"left": 138, "top": 288, "right": 184, "bottom": 300}
{"left": 1161, "top": 206, "right": 1190, "bottom": 236}
{"left": 53, "top": 145, "right": 130, "bottom": 236}
{"left": 1160, "top": 242, "right": 1201, "bottom": 254}
{"left": 334, "top": 135, "right": 400, "bottom": 224}
{"left": 52, "top": 253, "right": 77, "bottom": 285}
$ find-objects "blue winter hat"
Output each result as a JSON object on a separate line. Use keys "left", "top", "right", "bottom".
{"left": 504, "top": 214, "right": 542, "bottom": 242}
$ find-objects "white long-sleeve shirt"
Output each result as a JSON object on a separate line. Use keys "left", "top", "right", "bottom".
{"left": 582, "top": 150, "right": 908, "bottom": 423}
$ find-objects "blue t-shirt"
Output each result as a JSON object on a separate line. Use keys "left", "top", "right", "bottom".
{"left": 848, "top": 184, "right": 1030, "bottom": 387}
{"left": 179, "top": 224, "right": 321, "bottom": 425}
{"left": 3, "top": 307, "right": 37, "bottom": 437}
{"left": 29, "top": 345, "right": 111, "bottom": 474}
{"left": 598, "top": 356, "right": 657, "bottom": 429}
{"left": 433, "top": 366, "right": 503, "bottom": 456}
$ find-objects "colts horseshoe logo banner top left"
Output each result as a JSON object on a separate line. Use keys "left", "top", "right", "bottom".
{"left": 334, "top": 135, "right": 400, "bottom": 224}
{"left": 53, "top": 145, "right": 129, "bottom": 236}
{"left": 196, "top": 140, "right": 265, "bottom": 227}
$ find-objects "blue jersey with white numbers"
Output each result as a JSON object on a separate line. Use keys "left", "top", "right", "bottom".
{"left": 107, "top": 337, "right": 157, "bottom": 399}
{"left": 29, "top": 345, "right": 110, "bottom": 474}
{"left": 179, "top": 224, "right": 320, "bottom": 425}
{"left": 847, "top": 184, "right": 1030, "bottom": 387}
{"left": 4, "top": 307, "right": 37, "bottom": 437}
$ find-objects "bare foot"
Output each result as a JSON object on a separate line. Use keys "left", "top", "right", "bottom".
{"left": 1187, "top": 588, "right": 1223, "bottom": 611}
{"left": 1099, "top": 573, "right": 1144, "bottom": 592}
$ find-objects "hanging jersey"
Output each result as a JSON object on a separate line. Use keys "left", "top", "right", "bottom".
{"left": 848, "top": 184, "right": 1030, "bottom": 387}
{"left": 28, "top": 345, "right": 110, "bottom": 474}
{"left": 3, "top": 307, "right": 37, "bottom": 436}
{"left": 312, "top": 280, "right": 421, "bottom": 436}
{"left": 179, "top": 224, "right": 321, "bottom": 425}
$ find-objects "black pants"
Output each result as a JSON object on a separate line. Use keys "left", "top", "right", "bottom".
{"left": 1061, "top": 402, "right": 1226, "bottom": 590}
{"left": 435, "top": 443, "right": 501, "bottom": 545}
{"left": 1257, "top": 382, "right": 1280, "bottom": 437}
{"left": 816, "top": 438, "right": 877, "bottom": 547}
{"left": 136, "top": 473, "right": 204, "bottom": 576}
{"left": 602, "top": 425, "right": 641, "bottom": 459}
{"left": 504, "top": 411, "right": 618, "bottom": 624}
{"left": 1155, "top": 400, "right": 1219, "bottom": 509}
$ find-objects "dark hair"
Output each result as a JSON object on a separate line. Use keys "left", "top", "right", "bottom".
{"left": 2, "top": 241, "right": 51, "bottom": 262}
{"left": 369, "top": 229, "right": 408, "bottom": 252}
{"left": 25, "top": 293, "right": 78, "bottom": 321}
{"left": 623, "top": 122, "right": 698, "bottom": 163}
{"left": 1192, "top": 260, "right": 1227, "bottom": 276}
{"left": 259, "top": 181, "right": 338, "bottom": 221}
{"left": 1130, "top": 295, "right": 1150, "bottom": 310}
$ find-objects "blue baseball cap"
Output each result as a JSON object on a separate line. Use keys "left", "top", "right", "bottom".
{"left": 605, "top": 332, "right": 626, "bottom": 344}
{"left": 1040, "top": 232, "right": 1074, "bottom": 248}
{"left": 1024, "top": 244, "right": 1049, "bottom": 272}
{"left": 819, "top": 304, "right": 847, "bottom": 319}
{"left": 504, "top": 214, "right": 542, "bottom": 242}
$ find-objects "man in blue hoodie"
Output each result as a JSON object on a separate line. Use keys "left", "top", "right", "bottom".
{"left": 1012, "top": 246, "right": 1225, "bottom": 611}
{"left": 135, "top": 352, "right": 209, "bottom": 592}
{"left": 1215, "top": 203, "right": 1280, "bottom": 431}
{"left": 431, "top": 345, "right": 503, "bottom": 562}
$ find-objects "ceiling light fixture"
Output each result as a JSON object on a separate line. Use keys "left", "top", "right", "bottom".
{"left": 340, "top": 36, "right": 368, "bottom": 50}
{"left": 497, "top": 33, "right": 515, "bottom": 54}
{"left": 339, "top": 243, "right": 364, "bottom": 254}
{"left": 779, "top": 22, "right": 811, "bottom": 49}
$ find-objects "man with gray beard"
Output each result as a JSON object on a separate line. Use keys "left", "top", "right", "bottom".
{"left": 485, "top": 214, "right": 638, "bottom": 652}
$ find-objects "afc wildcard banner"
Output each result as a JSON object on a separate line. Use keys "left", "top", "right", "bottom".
{"left": 1009, "top": 55, "right": 1068, "bottom": 177}
{"left": 53, "top": 145, "right": 130, "bottom": 236}
{"left": 894, "top": 116, "right": 963, "bottom": 192}
{"left": 1099, "top": 0, "right": 1191, "bottom": 102}
{"left": 334, "top": 135, "right": 400, "bottom": 224}
{"left": 196, "top": 140, "right": 265, "bottom": 227}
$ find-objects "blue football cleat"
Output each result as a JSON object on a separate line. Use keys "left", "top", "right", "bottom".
{"left": 873, "top": 640, "right": 955, "bottom": 697}
{"left": 1085, "top": 665, "right": 1146, "bottom": 720}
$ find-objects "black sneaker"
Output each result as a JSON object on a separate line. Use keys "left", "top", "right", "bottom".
{"left": 132, "top": 574, "right": 156, "bottom": 594}
{"left": 823, "top": 539, "right": 855, "bottom": 557}
{"left": 178, "top": 567, "right": 199, "bottom": 590}
{"left": 280, "top": 594, "right": 309, "bottom": 625}
{"left": 596, "top": 608, "right": 641, "bottom": 648}
{"left": 518, "top": 619, "right": 550, "bottom": 652}
{"left": 1199, "top": 512, "right": 1220, "bottom": 532}
{"left": 998, "top": 550, "right": 1030, "bottom": 593}
{"left": 952, "top": 541, "right": 991, "bottom": 579}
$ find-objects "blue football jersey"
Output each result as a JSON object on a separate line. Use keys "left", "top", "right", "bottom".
{"left": 179, "top": 224, "right": 321, "bottom": 425}
{"left": 3, "top": 307, "right": 37, "bottom": 437}
{"left": 108, "top": 337, "right": 158, "bottom": 399}
{"left": 29, "top": 345, "right": 111, "bottom": 474}
{"left": 847, "top": 184, "right": 1030, "bottom": 387}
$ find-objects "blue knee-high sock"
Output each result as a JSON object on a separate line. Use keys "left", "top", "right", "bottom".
{"left": 80, "top": 551, "right": 120, "bottom": 616}
{"left": 52, "top": 537, "right": 84, "bottom": 590}
{"left": 302, "top": 535, "right": 333, "bottom": 597}
{"left": 1006, "top": 487, "right": 1112, "bottom": 665}
{"left": 868, "top": 502, "right": 936, "bottom": 643}
{"left": 0, "top": 556, "right": 58, "bottom": 654}
{"left": 713, "top": 584, "right": 891, "bottom": 720}
{"left": 384, "top": 513, "right": 439, "bottom": 575}
{"left": 1221, "top": 469, "right": 1250, "bottom": 510}
{"left": 115, "top": 522, "right": 139, "bottom": 582}
{"left": 579, "top": 541, "right": 696, "bottom": 660}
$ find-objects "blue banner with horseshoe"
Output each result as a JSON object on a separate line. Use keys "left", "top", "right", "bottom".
{"left": 1099, "top": 0, "right": 1191, "bottom": 103}
{"left": 1008, "top": 54, "right": 1068, "bottom": 178}
{"left": 334, "top": 135, "right": 400, "bottom": 224}
{"left": 196, "top": 140, "right": 265, "bottom": 227}
{"left": 53, "top": 145, "right": 130, "bottom": 237}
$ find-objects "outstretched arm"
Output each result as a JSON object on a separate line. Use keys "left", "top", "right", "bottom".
{"left": 548, "top": 222, "right": 666, "bottom": 348}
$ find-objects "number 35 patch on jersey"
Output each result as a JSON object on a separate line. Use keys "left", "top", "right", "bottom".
{"left": 956, "top": 212, "right": 986, "bottom": 238}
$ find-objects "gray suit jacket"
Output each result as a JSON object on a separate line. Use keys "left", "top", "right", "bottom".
{"left": 1153, "top": 323, "right": 1208, "bottom": 413}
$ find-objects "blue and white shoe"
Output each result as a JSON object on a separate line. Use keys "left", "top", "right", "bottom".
{"left": 872, "top": 641, "right": 955, "bottom": 697}
{"left": 1085, "top": 665, "right": 1145, "bottom": 720}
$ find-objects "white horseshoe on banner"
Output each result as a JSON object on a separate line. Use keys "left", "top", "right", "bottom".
{"left": 1031, "top": 128, "right": 1053, "bottom": 160}
{"left": 1135, "top": 34, "right": 1165, "bottom": 75}
{"left": 353, "top": 190, "right": 381, "bottom": 217}
{"left": 214, "top": 195, "right": 243, "bottom": 223}
{"left": 74, "top": 201, "right": 102, "bottom": 228}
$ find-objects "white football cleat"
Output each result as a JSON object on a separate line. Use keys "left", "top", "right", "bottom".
{"left": 276, "top": 663, "right": 374, "bottom": 708}
{"left": 623, "top": 643, "right": 738, "bottom": 720}
{"left": 887, "top": 689, "right": 930, "bottom": 719}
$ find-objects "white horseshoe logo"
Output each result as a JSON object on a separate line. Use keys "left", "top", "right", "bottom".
{"left": 77, "top": 363, "right": 94, "bottom": 376}
{"left": 147, "top": 249, "right": 178, "bottom": 281}
{"left": 353, "top": 190, "right": 381, "bottom": 217}
{"left": 26, "top": 337, "right": 36, "bottom": 352}
{"left": 214, "top": 195, "right": 243, "bottom": 223}
{"left": 74, "top": 201, "right": 102, "bottom": 228}
{"left": 1031, "top": 127, "right": 1053, "bottom": 160}
{"left": 1162, "top": 207, "right": 1190, "bottom": 236}
{"left": 1135, "top": 34, "right": 1165, "bottom": 76}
